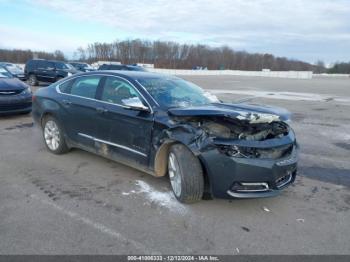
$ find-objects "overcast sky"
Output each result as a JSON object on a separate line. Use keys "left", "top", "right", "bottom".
{"left": 0, "top": 0, "right": 349, "bottom": 64}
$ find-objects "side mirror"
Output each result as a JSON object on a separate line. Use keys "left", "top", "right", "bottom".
{"left": 122, "top": 97, "right": 150, "bottom": 112}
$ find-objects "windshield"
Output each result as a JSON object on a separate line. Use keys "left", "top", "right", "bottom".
{"left": 137, "top": 77, "right": 219, "bottom": 108}
{"left": 128, "top": 66, "right": 146, "bottom": 71}
{"left": 0, "top": 67, "right": 12, "bottom": 78}
{"left": 56, "top": 62, "right": 72, "bottom": 70}
{"left": 81, "top": 63, "right": 93, "bottom": 69}
{"left": 6, "top": 64, "right": 23, "bottom": 74}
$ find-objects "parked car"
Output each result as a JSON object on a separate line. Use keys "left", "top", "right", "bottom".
{"left": 69, "top": 62, "right": 95, "bottom": 72}
{"left": 25, "top": 59, "right": 80, "bottom": 86}
{"left": 98, "top": 64, "right": 146, "bottom": 71}
{"left": 0, "top": 67, "right": 32, "bottom": 115}
{"left": 0, "top": 62, "right": 26, "bottom": 81}
{"left": 32, "top": 71, "right": 298, "bottom": 203}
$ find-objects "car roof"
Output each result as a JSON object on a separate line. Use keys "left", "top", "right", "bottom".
{"left": 80, "top": 70, "right": 176, "bottom": 80}
{"left": 30, "top": 59, "right": 66, "bottom": 63}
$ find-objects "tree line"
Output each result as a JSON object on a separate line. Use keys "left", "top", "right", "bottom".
{"left": 1, "top": 39, "right": 349, "bottom": 73}
{"left": 0, "top": 49, "right": 65, "bottom": 64}
{"left": 327, "top": 62, "right": 350, "bottom": 74}
{"left": 75, "top": 39, "right": 320, "bottom": 71}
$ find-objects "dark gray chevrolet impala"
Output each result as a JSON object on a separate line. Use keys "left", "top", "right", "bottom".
{"left": 32, "top": 71, "right": 298, "bottom": 203}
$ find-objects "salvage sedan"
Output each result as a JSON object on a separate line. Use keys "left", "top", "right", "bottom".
{"left": 0, "top": 67, "right": 32, "bottom": 115}
{"left": 32, "top": 71, "right": 298, "bottom": 203}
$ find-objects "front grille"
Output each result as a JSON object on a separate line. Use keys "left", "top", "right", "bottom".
{"left": 0, "top": 90, "right": 23, "bottom": 95}
{"left": 0, "top": 102, "right": 32, "bottom": 111}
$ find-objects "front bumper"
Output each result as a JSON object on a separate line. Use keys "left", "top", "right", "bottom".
{"left": 0, "top": 93, "right": 32, "bottom": 115}
{"left": 200, "top": 138, "right": 298, "bottom": 199}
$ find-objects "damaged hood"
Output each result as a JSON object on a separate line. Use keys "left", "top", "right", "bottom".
{"left": 168, "top": 103, "right": 291, "bottom": 123}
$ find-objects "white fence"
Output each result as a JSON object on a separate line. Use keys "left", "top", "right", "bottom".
{"left": 14, "top": 63, "right": 313, "bottom": 79}
{"left": 313, "top": 73, "right": 349, "bottom": 78}
{"left": 147, "top": 69, "right": 313, "bottom": 79}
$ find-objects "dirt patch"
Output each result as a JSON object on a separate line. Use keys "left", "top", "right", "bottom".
{"left": 241, "top": 226, "right": 250, "bottom": 232}
{"left": 4, "top": 122, "right": 33, "bottom": 130}
{"left": 291, "top": 113, "right": 306, "bottom": 122}
{"left": 312, "top": 108, "right": 328, "bottom": 111}
{"left": 334, "top": 142, "right": 350, "bottom": 151}
{"left": 302, "top": 122, "right": 339, "bottom": 127}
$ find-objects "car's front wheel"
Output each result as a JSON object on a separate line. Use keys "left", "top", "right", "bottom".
{"left": 168, "top": 144, "right": 204, "bottom": 203}
{"left": 42, "top": 116, "right": 69, "bottom": 154}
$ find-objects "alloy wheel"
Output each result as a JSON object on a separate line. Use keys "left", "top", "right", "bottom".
{"left": 168, "top": 152, "right": 182, "bottom": 197}
{"left": 44, "top": 120, "right": 60, "bottom": 151}
{"left": 29, "top": 75, "right": 36, "bottom": 86}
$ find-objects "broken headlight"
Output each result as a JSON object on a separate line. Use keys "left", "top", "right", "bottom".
{"left": 218, "top": 144, "right": 293, "bottom": 159}
{"left": 218, "top": 145, "right": 253, "bottom": 158}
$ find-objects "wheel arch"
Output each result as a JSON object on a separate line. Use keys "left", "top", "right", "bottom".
{"left": 40, "top": 111, "right": 59, "bottom": 128}
{"left": 153, "top": 140, "right": 212, "bottom": 194}
{"left": 153, "top": 139, "right": 177, "bottom": 177}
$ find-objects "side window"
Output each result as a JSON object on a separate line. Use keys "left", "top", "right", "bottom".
{"left": 58, "top": 79, "right": 75, "bottom": 94}
{"left": 99, "top": 64, "right": 108, "bottom": 70}
{"left": 47, "top": 62, "right": 55, "bottom": 70}
{"left": 110, "top": 65, "right": 123, "bottom": 70}
{"left": 70, "top": 76, "right": 101, "bottom": 99}
{"left": 100, "top": 77, "right": 141, "bottom": 106}
{"left": 37, "top": 60, "right": 46, "bottom": 69}
{"left": 55, "top": 62, "right": 67, "bottom": 70}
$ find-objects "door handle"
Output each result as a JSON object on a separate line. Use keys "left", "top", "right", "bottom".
{"left": 96, "top": 107, "right": 108, "bottom": 114}
{"left": 62, "top": 100, "right": 72, "bottom": 106}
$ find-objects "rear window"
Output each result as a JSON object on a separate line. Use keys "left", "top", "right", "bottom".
{"left": 99, "top": 64, "right": 123, "bottom": 70}
{"left": 70, "top": 76, "right": 101, "bottom": 99}
{"left": 58, "top": 76, "right": 102, "bottom": 99}
{"left": 55, "top": 62, "right": 69, "bottom": 70}
{"left": 58, "top": 79, "right": 75, "bottom": 94}
{"left": 37, "top": 60, "right": 54, "bottom": 69}
{"left": 26, "top": 60, "right": 37, "bottom": 68}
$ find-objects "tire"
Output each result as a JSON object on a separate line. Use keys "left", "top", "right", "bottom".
{"left": 168, "top": 144, "right": 204, "bottom": 203}
{"left": 28, "top": 74, "right": 38, "bottom": 86}
{"left": 42, "top": 116, "right": 69, "bottom": 154}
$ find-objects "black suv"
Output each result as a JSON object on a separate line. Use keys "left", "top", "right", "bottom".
{"left": 98, "top": 64, "right": 146, "bottom": 71}
{"left": 25, "top": 59, "right": 79, "bottom": 86}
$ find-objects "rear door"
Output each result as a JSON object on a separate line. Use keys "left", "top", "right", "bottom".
{"left": 94, "top": 76, "right": 154, "bottom": 166}
{"left": 57, "top": 75, "right": 103, "bottom": 149}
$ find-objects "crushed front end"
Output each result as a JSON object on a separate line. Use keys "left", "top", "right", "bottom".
{"left": 200, "top": 117, "right": 298, "bottom": 198}
{"left": 167, "top": 105, "right": 298, "bottom": 199}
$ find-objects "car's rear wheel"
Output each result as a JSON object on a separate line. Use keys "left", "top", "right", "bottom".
{"left": 42, "top": 116, "right": 69, "bottom": 154}
{"left": 168, "top": 144, "right": 204, "bottom": 203}
{"left": 28, "top": 74, "right": 38, "bottom": 86}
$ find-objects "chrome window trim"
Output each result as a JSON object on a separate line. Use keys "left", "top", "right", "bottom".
{"left": 78, "top": 132, "right": 147, "bottom": 157}
{"left": 134, "top": 79, "right": 160, "bottom": 107}
{"left": 56, "top": 74, "right": 154, "bottom": 113}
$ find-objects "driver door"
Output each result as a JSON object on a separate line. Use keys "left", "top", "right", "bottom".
{"left": 94, "top": 76, "right": 154, "bottom": 167}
